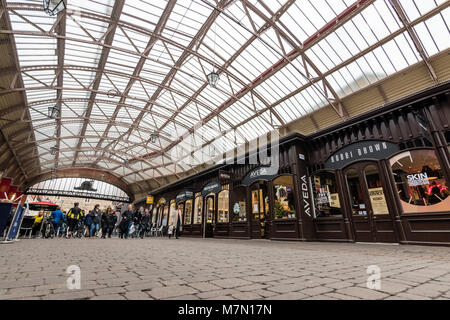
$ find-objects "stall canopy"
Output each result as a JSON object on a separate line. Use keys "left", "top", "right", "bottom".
{"left": 28, "top": 201, "right": 58, "bottom": 211}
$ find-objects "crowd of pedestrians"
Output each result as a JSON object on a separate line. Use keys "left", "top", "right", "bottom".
{"left": 30, "top": 203, "right": 166, "bottom": 240}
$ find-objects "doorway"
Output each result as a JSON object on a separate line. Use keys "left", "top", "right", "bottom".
{"left": 344, "top": 162, "right": 397, "bottom": 243}
{"left": 251, "top": 182, "right": 269, "bottom": 238}
{"left": 177, "top": 202, "right": 185, "bottom": 232}
{"left": 203, "top": 194, "right": 215, "bottom": 238}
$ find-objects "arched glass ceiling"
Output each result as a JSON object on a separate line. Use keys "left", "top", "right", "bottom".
{"left": 27, "top": 177, "right": 130, "bottom": 202}
{"left": 1, "top": 0, "right": 449, "bottom": 184}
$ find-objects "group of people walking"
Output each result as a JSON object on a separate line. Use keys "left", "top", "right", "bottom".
{"left": 31, "top": 202, "right": 118, "bottom": 239}
{"left": 31, "top": 203, "right": 180, "bottom": 240}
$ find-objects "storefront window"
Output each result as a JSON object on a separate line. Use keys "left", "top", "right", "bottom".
{"left": 311, "top": 172, "right": 342, "bottom": 218}
{"left": 390, "top": 150, "right": 450, "bottom": 213}
{"left": 232, "top": 187, "right": 247, "bottom": 222}
{"left": 193, "top": 195, "right": 203, "bottom": 224}
{"left": 273, "top": 176, "right": 296, "bottom": 219}
{"left": 184, "top": 199, "right": 193, "bottom": 225}
{"left": 218, "top": 190, "right": 229, "bottom": 223}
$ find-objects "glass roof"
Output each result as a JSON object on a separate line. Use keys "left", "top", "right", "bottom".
{"left": 3, "top": 0, "right": 450, "bottom": 184}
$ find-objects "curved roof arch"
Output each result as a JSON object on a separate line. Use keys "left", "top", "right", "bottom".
{"left": 27, "top": 176, "right": 131, "bottom": 203}
{"left": 0, "top": 0, "right": 449, "bottom": 190}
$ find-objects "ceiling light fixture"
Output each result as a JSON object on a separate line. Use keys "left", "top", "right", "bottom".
{"left": 50, "top": 146, "right": 59, "bottom": 156}
{"left": 207, "top": 17, "right": 220, "bottom": 88}
{"left": 43, "top": 0, "right": 66, "bottom": 16}
{"left": 150, "top": 132, "right": 159, "bottom": 144}
{"left": 207, "top": 71, "right": 220, "bottom": 88}
{"left": 48, "top": 106, "right": 59, "bottom": 119}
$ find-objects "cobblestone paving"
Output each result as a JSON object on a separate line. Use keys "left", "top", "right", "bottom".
{"left": 1, "top": 238, "right": 450, "bottom": 300}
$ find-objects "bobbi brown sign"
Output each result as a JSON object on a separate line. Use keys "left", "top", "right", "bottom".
{"left": 325, "top": 140, "right": 399, "bottom": 170}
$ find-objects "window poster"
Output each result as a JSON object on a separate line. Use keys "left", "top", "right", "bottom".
{"left": 329, "top": 193, "right": 341, "bottom": 208}
{"left": 368, "top": 187, "right": 389, "bottom": 215}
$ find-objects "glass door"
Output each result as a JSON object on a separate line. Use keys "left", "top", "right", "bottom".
{"left": 206, "top": 195, "right": 215, "bottom": 225}
{"left": 203, "top": 194, "right": 215, "bottom": 238}
{"left": 178, "top": 203, "right": 185, "bottom": 231}
{"left": 251, "top": 182, "right": 269, "bottom": 238}
{"left": 345, "top": 162, "right": 397, "bottom": 243}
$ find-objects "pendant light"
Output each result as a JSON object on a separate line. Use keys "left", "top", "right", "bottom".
{"left": 43, "top": 0, "right": 66, "bottom": 16}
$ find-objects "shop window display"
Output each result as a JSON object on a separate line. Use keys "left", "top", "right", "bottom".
{"left": 193, "top": 195, "right": 203, "bottom": 224}
{"left": 232, "top": 187, "right": 247, "bottom": 222}
{"left": 273, "top": 176, "right": 296, "bottom": 219}
{"left": 390, "top": 150, "right": 450, "bottom": 213}
{"left": 311, "top": 172, "right": 342, "bottom": 218}
{"left": 184, "top": 199, "right": 193, "bottom": 225}
{"left": 218, "top": 190, "right": 229, "bottom": 223}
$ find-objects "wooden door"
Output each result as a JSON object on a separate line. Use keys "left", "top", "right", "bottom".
{"left": 344, "top": 162, "right": 397, "bottom": 243}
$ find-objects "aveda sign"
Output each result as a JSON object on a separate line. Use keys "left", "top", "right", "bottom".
{"left": 301, "top": 175, "right": 311, "bottom": 217}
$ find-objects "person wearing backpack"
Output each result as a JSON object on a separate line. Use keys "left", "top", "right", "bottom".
{"left": 67, "top": 203, "right": 84, "bottom": 238}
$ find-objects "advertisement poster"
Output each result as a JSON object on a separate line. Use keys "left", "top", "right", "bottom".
{"left": 368, "top": 187, "right": 389, "bottom": 214}
{"left": 329, "top": 193, "right": 341, "bottom": 208}
{"left": 6, "top": 206, "right": 25, "bottom": 240}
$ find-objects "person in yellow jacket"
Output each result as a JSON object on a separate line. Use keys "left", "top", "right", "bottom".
{"left": 67, "top": 203, "right": 84, "bottom": 238}
{"left": 32, "top": 210, "right": 45, "bottom": 237}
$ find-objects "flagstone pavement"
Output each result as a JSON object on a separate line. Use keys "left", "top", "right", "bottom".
{"left": 1, "top": 237, "right": 450, "bottom": 300}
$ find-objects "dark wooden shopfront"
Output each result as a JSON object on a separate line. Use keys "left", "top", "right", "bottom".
{"left": 308, "top": 83, "right": 450, "bottom": 245}
{"left": 135, "top": 83, "right": 450, "bottom": 246}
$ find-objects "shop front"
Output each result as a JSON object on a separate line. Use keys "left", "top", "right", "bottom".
{"left": 312, "top": 141, "right": 402, "bottom": 243}
{"left": 200, "top": 181, "right": 226, "bottom": 238}
{"left": 175, "top": 190, "right": 194, "bottom": 236}
{"left": 228, "top": 165, "right": 304, "bottom": 241}
{"left": 153, "top": 198, "right": 167, "bottom": 228}
{"left": 308, "top": 86, "right": 450, "bottom": 245}
{"left": 135, "top": 84, "right": 449, "bottom": 246}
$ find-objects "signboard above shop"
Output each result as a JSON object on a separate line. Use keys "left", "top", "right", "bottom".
{"left": 175, "top": 190, "right": 194, "bottom": 203}
{"left": 242, "top": 166, "right": 279, "bottom": 186}
{"left": 218, "top": 170, "right": 233, "bottom": 184}
{"left": 201, "top": 182, "right": 222, "bottom": 197}
{"left": 324, "top": 140, "right": 399, "bottom": 170}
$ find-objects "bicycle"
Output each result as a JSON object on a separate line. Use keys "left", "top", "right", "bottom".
{"left": 42, "top": 218, "right": 55, "bottom": 239}
{"left": 71, "top": 219, "right": 86, "bottom": 238}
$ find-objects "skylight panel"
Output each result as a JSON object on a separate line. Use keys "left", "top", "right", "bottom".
{"left": 414, "top": 14, "right": 450, "bottom": 56}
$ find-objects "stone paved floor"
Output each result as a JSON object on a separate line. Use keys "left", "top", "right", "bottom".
{"left": 1, "top": 237, "right": 450, "bottom": 300}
